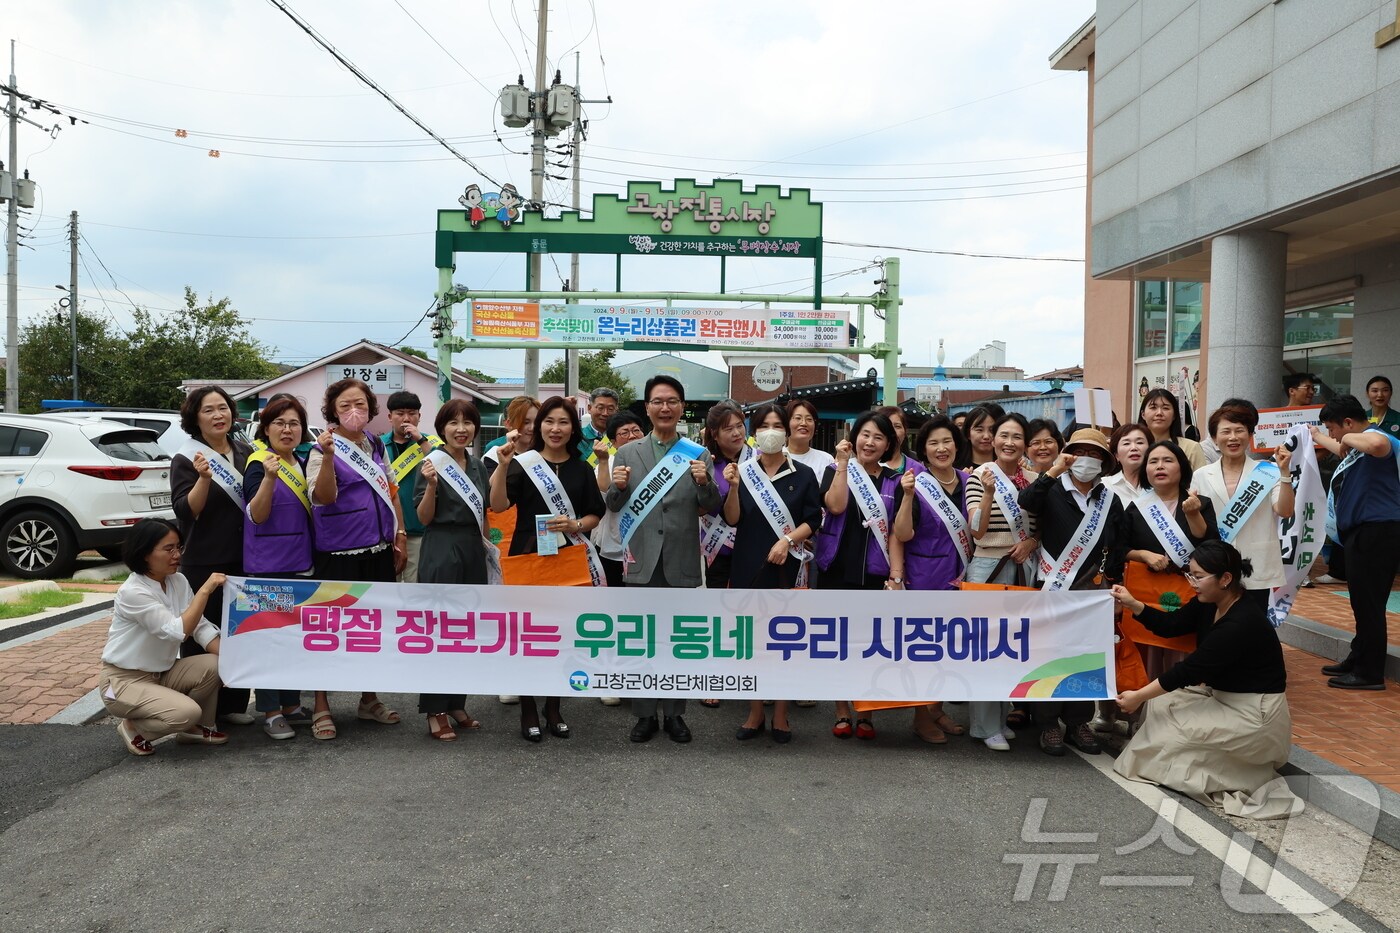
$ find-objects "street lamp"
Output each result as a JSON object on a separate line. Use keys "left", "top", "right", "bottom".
{"left": 54, "top": 284, "right": 77, "bottom": 400}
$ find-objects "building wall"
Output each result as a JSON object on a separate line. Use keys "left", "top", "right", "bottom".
{"left": 1286, "top": 241, "right": 1400, "bottom": 395}
{"left": 1090, "top": 0, "right": 1400, "bottom": 276}
{"left": 251, "top": 367, "right": 451, "bottom": 438}
{"left": 727, "top": 365, "right": 840, "bottom": 405}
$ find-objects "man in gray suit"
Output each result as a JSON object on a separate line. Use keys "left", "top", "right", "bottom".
{"left": 605, "top": 374, "right": 719, "bottom": 743}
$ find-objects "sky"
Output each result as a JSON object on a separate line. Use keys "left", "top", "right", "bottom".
{"left": 5, "top": 0, "right": 1097, "bottom": 388}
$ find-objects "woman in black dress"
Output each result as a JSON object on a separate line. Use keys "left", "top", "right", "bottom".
{"left": 490, "top": 396, "right": 605, "bottom": 742}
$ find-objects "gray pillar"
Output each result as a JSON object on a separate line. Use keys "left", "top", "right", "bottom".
{"left": 1206, "top": 231, "right": 1288, "bottom": 412}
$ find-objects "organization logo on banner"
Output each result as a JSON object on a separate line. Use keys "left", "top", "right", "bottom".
{"left": 569, "top": 671, "right": 590, "bottom": 692}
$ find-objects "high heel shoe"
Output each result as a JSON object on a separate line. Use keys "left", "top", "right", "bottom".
{"left": 521, "top": 724, "right": 543, "bottom": 743}
{"left": 735, "top": 722, "right": 765, "bottom": 740}
{"left": 547, "top": 720, "right": 570, "bottom": 738}
{"left": 428, "top": 714, "right": 457, "bottom": 742}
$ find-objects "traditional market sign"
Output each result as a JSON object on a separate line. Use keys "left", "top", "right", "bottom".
{"left": 467, "top": 301, "right": 848, "bottom": 351}
{"left": 436, "top": 178, "right": 823, "bottom": 266}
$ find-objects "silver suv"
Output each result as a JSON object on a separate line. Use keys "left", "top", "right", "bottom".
{"left": 0, "top": 415, "right": 175, "bottom": 578}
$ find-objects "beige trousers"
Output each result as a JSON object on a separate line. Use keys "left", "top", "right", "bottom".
{"left": 99, "top": 656, "right": 220, "bottom": 739}
{"left": 399, "top": 535, "right": 423, "bottom": 583}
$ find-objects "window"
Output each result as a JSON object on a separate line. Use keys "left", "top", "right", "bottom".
{"left": 1171, "top": 281, "right": 1202, "bottom": 352}
{"left": 1283, "top": 299, "right": 1353, "bottom": 401}
{"left": 90, "top": 430, "right": 168, "bottom": 463}
{"left": 0, "top": 427, "right": 49, "bottom": 457}
{"left": 1136, "top": 281, "right": 1168, "bottom": 358}
{"left": 1134, "top": 279, "right": 1204, "bottom": 431}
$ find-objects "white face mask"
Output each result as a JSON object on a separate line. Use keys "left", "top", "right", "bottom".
{"left": 755, "top": 428, "right": 786, "bottom": 454}
{"left": 1069, "top": 457, "right": 1104, "bottom": 483}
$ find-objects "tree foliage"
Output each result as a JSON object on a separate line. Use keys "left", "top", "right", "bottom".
{"left": 17, "top": 287, "right": 279, "bottom": 412}
{"left": 540, "top": 349, "right": 635, "bottom": 405}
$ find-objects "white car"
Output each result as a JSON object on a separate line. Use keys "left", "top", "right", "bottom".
{"left": 44, "top": 407, "right": 255, "bottom": 456}
{"left": 0, "top": 414, "right": 176, "bottom": 578}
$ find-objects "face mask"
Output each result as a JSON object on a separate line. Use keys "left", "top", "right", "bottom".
{"left": 1069, "top": 457, "right": 1103, "bottom": 482}
{"left": 755, "top": 429, "right": 786, "bottom": 454}
{"left": 338, "top": 408, "right": 369, "bottom": 432}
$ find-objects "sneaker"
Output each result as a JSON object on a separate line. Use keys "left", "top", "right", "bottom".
{"left": 1299, "top": 578, "right": 1314, "bottom": 588}
{"left": 983, "top": 734, "right": 1011, "bottom": 752}
{"left": 262, "top": 715, "right": 295, "bottom": 741}
{"left": 1001, "top": 725, "right": 1016, "bottom": 741}
{"left": 1314, "top": 574, "right": 1340, "bottom": 585}
{"left": 219, "top": 712, "right": 255, "bottom": 726}
{"left": 175, "top": 725, "right": 229, "bottom": 745}
{"left": 1039, "top": 726, "right": 1066, "bottom": 756}
{"left": 1067, "top": 723, "right": 1102, "bottom": 755}
{"left": 598, "top": 696, "right": 622, "bottom": 707}
{"left": 1087, "top": 712, "right": 1112, "bottom": 733}
{"left": 498, "top": 695, "right": 520, "bottom": 705}
{"left": 282, "top": 706, "right": 314, "bottom": 725}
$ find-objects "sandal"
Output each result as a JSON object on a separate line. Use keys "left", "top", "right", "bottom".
{"left": 449, "top": 709, "right": 481, "bottom": 730}
{"left": 311, "top": 709, "right": 337, "bottom": 741}
{"left": 699, "top": 699, "right": 721, "bottom": 708}
{"left": 1005, "top": 708, "right": 1029, "bottom": 729}
{"left": 832, "top": 717, "right": 854, "bottom": 739}
{"left": 117, "top": 720, "right": 154, "bottom": 756}
{"left": 934, "top": 713, "right": 966, "bottom": 736}
{"left": 428, "top": 713, "right": 457, "bottom": 742}
{"left": 914, "top": 724, "right": 948, "bottom": 745}
{"left": 357, "top": 699, "right": 400, "bottom": 724}
{"left": 855, "top": 718, "right": 876, "bottom": 740}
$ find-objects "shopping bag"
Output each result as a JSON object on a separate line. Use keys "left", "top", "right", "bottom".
{"left": 1119, "top": 563, "right": 1197, "bottom": 652}
{"left": 499, "top": 542, "right": 592, "bottom": 586}
{"left": 1114, "top": 622, "right": 1150, "bottom": 692}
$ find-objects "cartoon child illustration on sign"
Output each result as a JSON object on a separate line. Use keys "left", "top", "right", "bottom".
{"left": 459, "top": 184, "right": 486, "bottom": 228}
{"left": 497, "top": 183, "right": 522, "bottom": 228}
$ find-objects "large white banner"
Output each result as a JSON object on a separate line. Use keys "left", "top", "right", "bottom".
{"left": 220, "top": 579, "right": 1116, "bottom": 702}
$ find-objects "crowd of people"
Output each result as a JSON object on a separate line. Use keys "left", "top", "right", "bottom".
{"left": 96, "top": 373, "right": 1400, "bottom": 819}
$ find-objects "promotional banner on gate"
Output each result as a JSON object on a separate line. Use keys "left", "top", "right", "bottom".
{"left": 219, "top": 579, "right": 1115, "bottom": 702}
{"left": 467, "top": 301, "right": 850, "bottom": 351}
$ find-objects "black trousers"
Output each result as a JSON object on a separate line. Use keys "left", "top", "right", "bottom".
{"left": 178, "top": 562, "right": 250, "bottom": 718}
{"left": 1340, "top": 522, "right": 1400, "bottom": 681}
{"left": 627, "top": 564, "right": 686, "bottom": 718}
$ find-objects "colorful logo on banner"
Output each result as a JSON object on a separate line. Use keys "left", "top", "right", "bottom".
{"left": 1009, "top": 652, "right": 1108, "bottom": 699}
{"left": 569, "top": 671, "right": 590, "bottom": 691}
{"left": 228, "top": 579, "right": 369, "bottom": 636}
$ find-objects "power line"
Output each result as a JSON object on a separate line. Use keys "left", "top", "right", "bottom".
{"left": 824, "top": 238, "right": 1083, "bottom": 262}
{"left": 83, "top": 220, "right": 427, "bottom": 241}
{"left": 391, "top": 0, "right": 499, "bottom": 99}
{"left": 264, "top": 0, "right": 504, "bottom": 187}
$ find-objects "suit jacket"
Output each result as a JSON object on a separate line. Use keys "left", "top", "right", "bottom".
{"left": 605, "top": 433, "right": 719, "bottom": 586}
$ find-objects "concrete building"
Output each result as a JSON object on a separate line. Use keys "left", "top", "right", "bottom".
{"left": 1053, "top": 2, "right": 1400, "bottom": 423}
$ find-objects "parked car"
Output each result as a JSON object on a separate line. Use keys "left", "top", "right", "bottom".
{"left": 44, "top": 407, "right": 255, "bottom": 456}
{"left": 0, "top": 415, "right": 175, "bottom": 578}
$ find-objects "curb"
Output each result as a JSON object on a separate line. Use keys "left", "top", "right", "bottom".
{"left": 0, "top": 600, "right": 115, "bottom": 647}
{"left": 1278, "top": 611, "right": 1400, "bottom": 683}
{"left": 0, "top": 580, "right": 61, "bottom": 603}
{"left": 1281, "top": 746, "right": 1400, "bottom": 852}
{"left": 46, "top": 688, "right": 106, "bottom": 726}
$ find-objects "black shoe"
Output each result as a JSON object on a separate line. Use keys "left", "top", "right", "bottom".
{"left": 630, "top": 716, "right": 659, "bottom": 743}
{"left": 521, "top": 725, "right": 543, "bottom": 743}
{"left": 1328, "top": 673, "right": 1385, "bottom": 691}
{"left": 1066, "top": 723, "right": 1102, "bottom": 755}
{"left": 663, "top": 715, "right": 692, "bottom": 743}
{"left": 1321, "top": 661, "right": 1354, "bottom": 676}
{"left": 547, "top": 720, "right": 570, "bottom": 739}
{"left": 1038, "top": 726, "right": 1066, "bottom": 757}
{"left": 735, "top": 722, "right": 765, "bottom": 741}
{"left": 772, "top": 727, "right": 793, "bottom": 744}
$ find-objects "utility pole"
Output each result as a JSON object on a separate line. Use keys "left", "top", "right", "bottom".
{"left": 566, "top": 52, "right": 582, "bottom": 398}
{"left": 523, "top": 0, "right": 549, "bottom": 400}
{"left": 5, "top": 42, "right": 18, "bottom": 412}
{"left": 68, "top": 211, "right": 78, "bottom": 399}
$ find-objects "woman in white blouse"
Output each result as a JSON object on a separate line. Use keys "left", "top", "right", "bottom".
{"left": 1193, "top": 404, "right": 1294, "bottom": 610}
{"left": 98, "top": 519, "right": 231, "bottom": 756}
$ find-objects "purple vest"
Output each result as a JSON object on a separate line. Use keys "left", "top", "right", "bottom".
{"left": 904, "top": 470, "right": 967, "bottom": 592}
{"left": 815, "top": 466, "right": 898, "bottom": 578}
{"left": 243, "top": 463, "right": 314, "bottom": 575}
{"left": 312, "top": 438, "right": 396, "bottom": 552}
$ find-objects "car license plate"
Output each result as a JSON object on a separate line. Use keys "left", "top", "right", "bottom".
{"left": 149, "top": 493, "right": 172, "bottom": 508}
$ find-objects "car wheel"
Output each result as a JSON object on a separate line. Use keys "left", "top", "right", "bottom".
{"left": 0, "top": 510, "right": 78, "bottom": 579}
{"left": 96, "top": 546, "right": 124, "bottom": 563}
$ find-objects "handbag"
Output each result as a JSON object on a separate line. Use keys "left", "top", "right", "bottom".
{"left": 499, "top": 541, "right": 593, "bottom": 586}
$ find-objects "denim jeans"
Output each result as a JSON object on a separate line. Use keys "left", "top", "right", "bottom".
{"left": 255, "top": 689, "right": 302, "bottom": 714}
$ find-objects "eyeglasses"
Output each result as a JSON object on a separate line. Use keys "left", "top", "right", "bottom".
{"left": 157, "top": 544, "right": 183, "bottom": 555}
{"left": 1184, "top": 571, "right": 1215, "bottom": 584}
{"left": 270, "top": 420, "right": 302, "bottom": 430}
{"left": 1027, "top": 439, "right": 1059, "bottom": 449}
{"left": 647, "top": 398, "right": 682, "bottom": 408}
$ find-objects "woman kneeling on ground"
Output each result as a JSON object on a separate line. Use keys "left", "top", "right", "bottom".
{"left": 98, "top": 519, "right": 230, "bottom": 756}
{"left": 1110, "top": 541, "right": 1296, "bottom": 818}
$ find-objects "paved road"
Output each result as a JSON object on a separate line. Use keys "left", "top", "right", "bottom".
{"left": 1, "top": 697, "right": 1392, "bottom": 932}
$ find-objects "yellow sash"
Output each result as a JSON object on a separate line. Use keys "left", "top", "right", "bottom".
{"left": 257, "top": 450, "right": 311, "bottom": 514}
{"left": 389, "top": 436, "right": 441, "bottom": 484}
